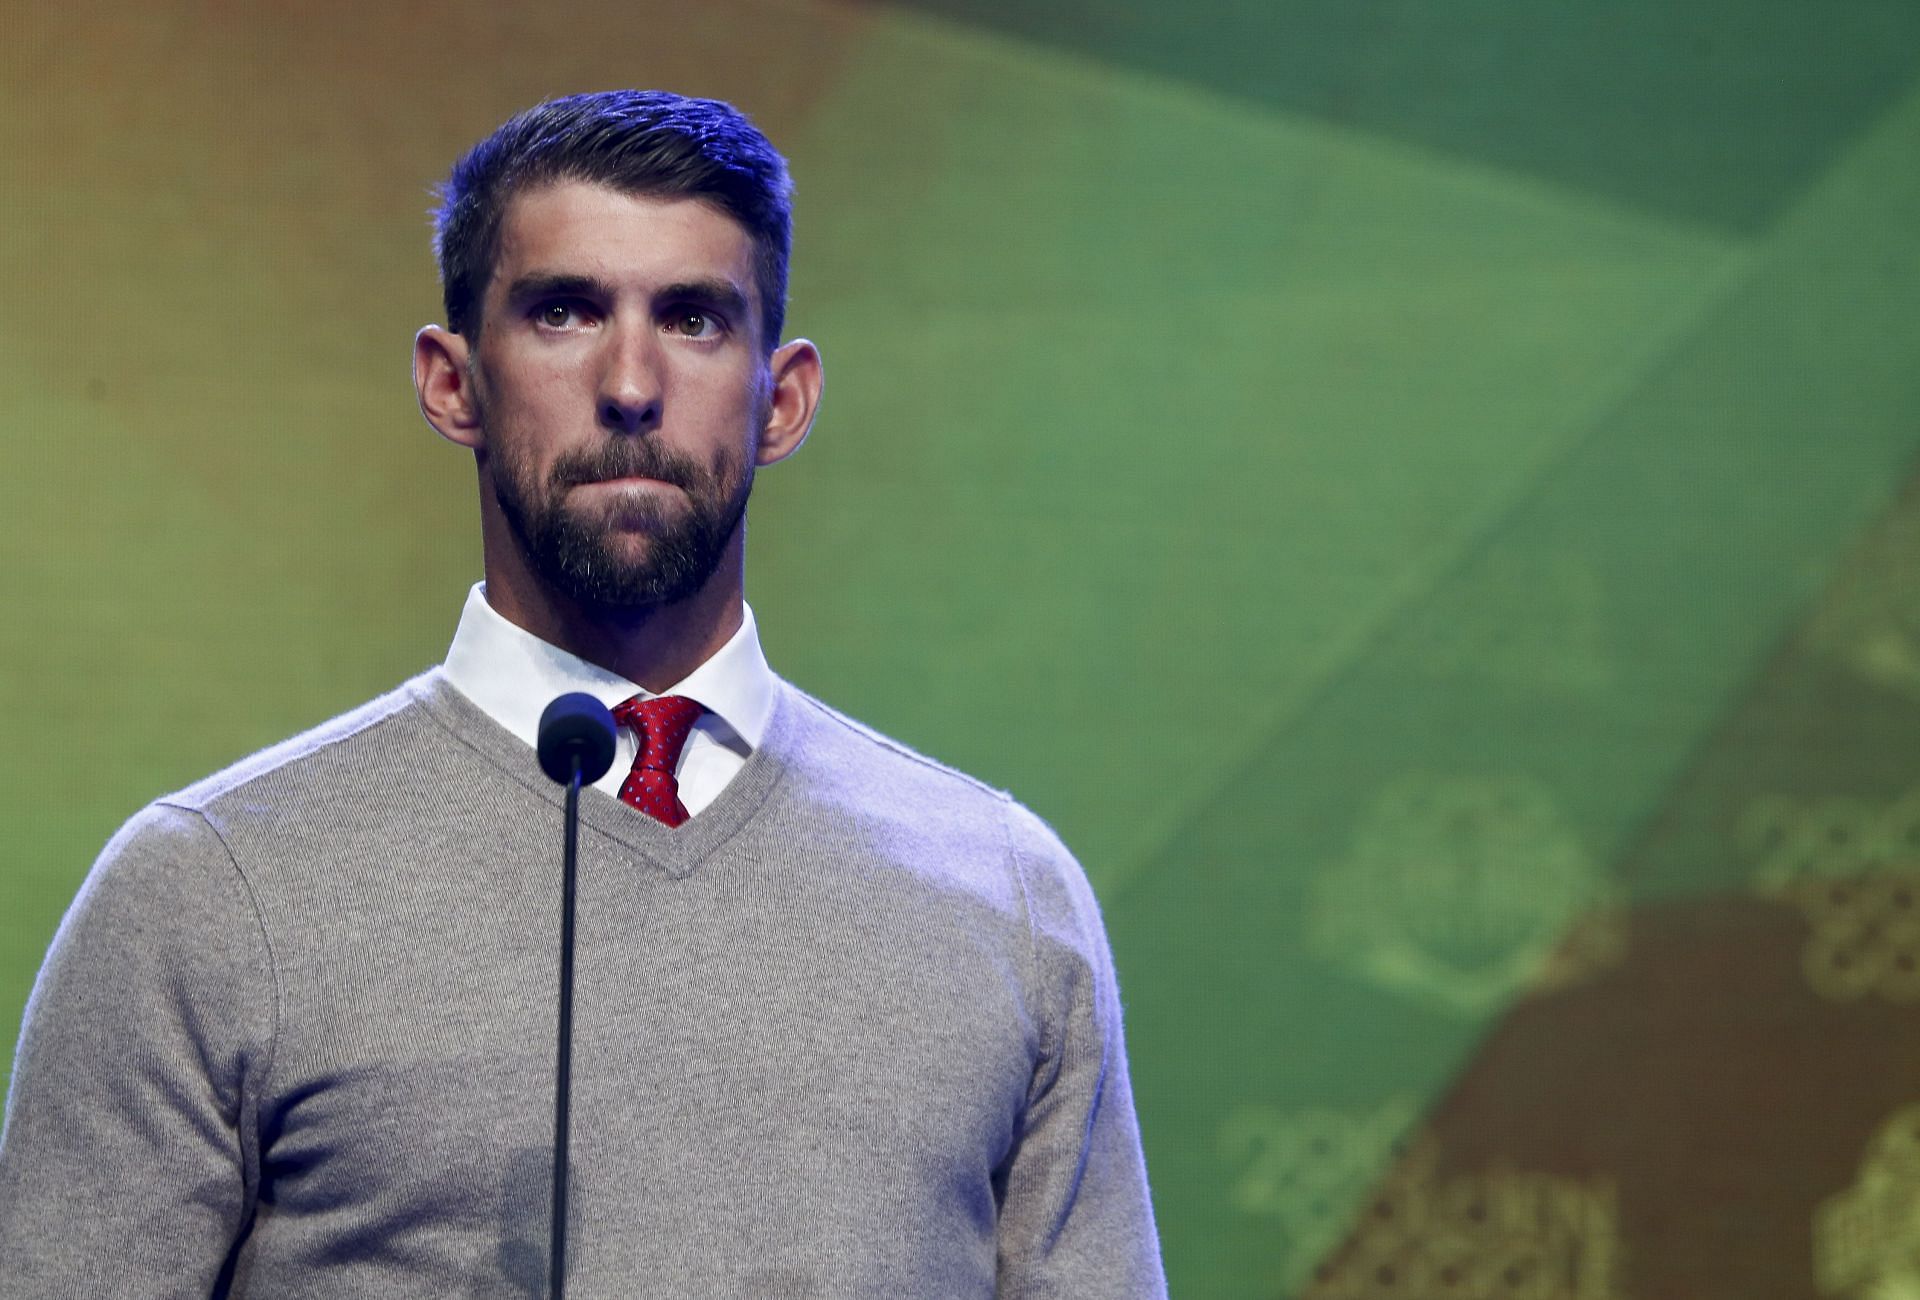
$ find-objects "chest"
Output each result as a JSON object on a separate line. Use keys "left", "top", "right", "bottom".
{"left": 250, "top": 838, "right": 1038, "bottom": 1264}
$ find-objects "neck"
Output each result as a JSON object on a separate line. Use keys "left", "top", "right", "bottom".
{"left": 480, "top": 525, "right": 748, "bottom": 694}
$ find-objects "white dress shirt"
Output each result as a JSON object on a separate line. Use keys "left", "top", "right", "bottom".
{"left": 440, "top": 583, "right": 775, "bottom": 815}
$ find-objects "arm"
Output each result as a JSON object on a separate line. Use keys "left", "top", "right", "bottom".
{"left": 0, "top": 802, "right": 273, "bottom": 1296}
{"left": 996, "top": 801, "right": 1167, "bottom": 1299}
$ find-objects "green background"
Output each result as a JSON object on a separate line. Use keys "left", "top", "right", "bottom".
{"left": 6, "top": 2, "right": 1920, "bottom": 1294}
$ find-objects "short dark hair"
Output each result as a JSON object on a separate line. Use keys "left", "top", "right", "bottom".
{"left": 433, "top": 90, "right": 793, "bottom": 346}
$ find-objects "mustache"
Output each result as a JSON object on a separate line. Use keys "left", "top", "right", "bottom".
{"left": 548, "top": 439, "right": 709, "bottom": 491}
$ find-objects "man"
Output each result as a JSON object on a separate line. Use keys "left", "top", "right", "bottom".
{"left": 0, "top": 91, "right": 1164, "bottom": 1296}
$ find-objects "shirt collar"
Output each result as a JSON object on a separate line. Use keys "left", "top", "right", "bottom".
{"left": 441, "top": 582, "right": 776, "bottom": 753}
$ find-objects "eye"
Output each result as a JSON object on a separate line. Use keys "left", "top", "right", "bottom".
{"left": 533, "top": 299, "right": 595, "bottom": 330}
{"left": 666, "top": 308, "right": 721, "bottom": 339}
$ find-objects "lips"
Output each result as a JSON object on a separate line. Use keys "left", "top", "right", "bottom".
{"left": 581, "top": 474, "right": 671, "bottom": 487}
{"left": 556, "top": 463, "right": 686, "bottom": 492}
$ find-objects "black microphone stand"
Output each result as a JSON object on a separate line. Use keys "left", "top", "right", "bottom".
{"left": 535, "top": 693, "right": 617, "bottom": 1300}
{"left": 552, "top": 754, "right": 581, "bottom": 1300}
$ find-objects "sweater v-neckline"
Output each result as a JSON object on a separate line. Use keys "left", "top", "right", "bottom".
{"left": 414, "top": 670, "right": 791, "bottom": 879}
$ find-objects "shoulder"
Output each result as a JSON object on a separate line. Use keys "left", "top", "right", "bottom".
{"left": 162, "top": 671, "right": 443, "bottom": 816}
{"left": 770, "top": 680, "right": 1105, "bottom": 934}
{"left": 777, "top": 681, "right": 1006, "bottom": 802}
{"left": 43, "top": 801, "right": 276, "bottom": 1044}
{"left": 1002, "top": 796, "right": 1113, "bottom": 976}
{"left": 70, "top": 674, "right": 440, "bottom": 915}
{"left": 769, "top": 681, "right": 1027, "bottom": 887}
{"left": 74, "top": 801, "right": 246, "bottom": 923}
{"left": 77, "top": 670, "right": 480, "bottom": 909}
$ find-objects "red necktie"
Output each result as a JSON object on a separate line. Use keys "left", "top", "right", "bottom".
{"left": 609, "top": 694, "right": 705, "bottom": 827}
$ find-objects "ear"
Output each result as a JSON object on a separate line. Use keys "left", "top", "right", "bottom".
{"left": 756, "top": 338, "right": 823, "bottom": 466}
{"left": 414, "top": 325, "right": 484, "bottom": 450}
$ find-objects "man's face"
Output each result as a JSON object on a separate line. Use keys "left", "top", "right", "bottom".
{"left": 467, "top": 182, "right": 774, "bottom": 614}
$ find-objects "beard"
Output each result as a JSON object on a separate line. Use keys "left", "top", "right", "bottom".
{"left": 488, "top": 427, "right": 753, "bottom": 617}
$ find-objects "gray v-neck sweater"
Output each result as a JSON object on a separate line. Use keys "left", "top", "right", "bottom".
{"left": 0, "top": 672, "right": 1163, "bottom": 1297}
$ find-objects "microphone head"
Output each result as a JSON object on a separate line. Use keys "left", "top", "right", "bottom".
{"left": 536, "top": 693, "right": 618, "bottom": 786}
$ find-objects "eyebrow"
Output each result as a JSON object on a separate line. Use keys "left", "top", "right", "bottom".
{"left": 655, "top": 278, "right": 752, "bottom": 323}
{"left": 502, "top": 272, "right": 609, "bottom": 307}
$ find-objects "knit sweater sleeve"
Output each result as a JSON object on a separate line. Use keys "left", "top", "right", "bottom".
{"left": 995, "top": 799, "right": 1167, "bottom": 1298}
{"left": 0, "top": 801, "right": 274, "bottom": 1296}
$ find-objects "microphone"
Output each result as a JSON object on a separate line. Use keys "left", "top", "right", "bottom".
{"left": 534, "top": 692, "right": 616, "bottom": 1300}
{"left": 537, "top": 692, "right": 617, "bottom": 786}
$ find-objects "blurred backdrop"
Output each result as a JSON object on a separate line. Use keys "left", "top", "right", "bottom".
{"left": 6, "top": 2, "right": 1920, "bottom": 1295}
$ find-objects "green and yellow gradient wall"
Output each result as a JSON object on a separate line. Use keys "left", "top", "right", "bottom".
{"left": 7, "top": 3, "right": 1920, "bottom": 1294}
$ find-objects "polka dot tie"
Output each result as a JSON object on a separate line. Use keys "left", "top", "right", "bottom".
{"left": 608, "top": 694, "right": 705, "bottom": 827}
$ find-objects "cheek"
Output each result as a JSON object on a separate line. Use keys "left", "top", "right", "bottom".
{"left": 500, "top": 364, "right": 586, "bottom": 421}
{"left": 477, "top": 364, "right": 591, "bottom": 467}
{"left": 693, "top": 368, "right": 770, "bottom": 431}
{"left": 480, "top": 343, "right": 592, "bottom": 411}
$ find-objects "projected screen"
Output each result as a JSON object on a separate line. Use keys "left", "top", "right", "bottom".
{"left": 5, "top": 3, "right": 1920, "bottom": 1294}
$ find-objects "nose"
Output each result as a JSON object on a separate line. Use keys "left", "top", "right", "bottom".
{"left": 597, "top": 324, "right": 664, "bottom": 435}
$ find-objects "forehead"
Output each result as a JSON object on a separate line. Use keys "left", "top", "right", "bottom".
{"left": 489, "top": 181, "right": 758, "bottom": 300}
